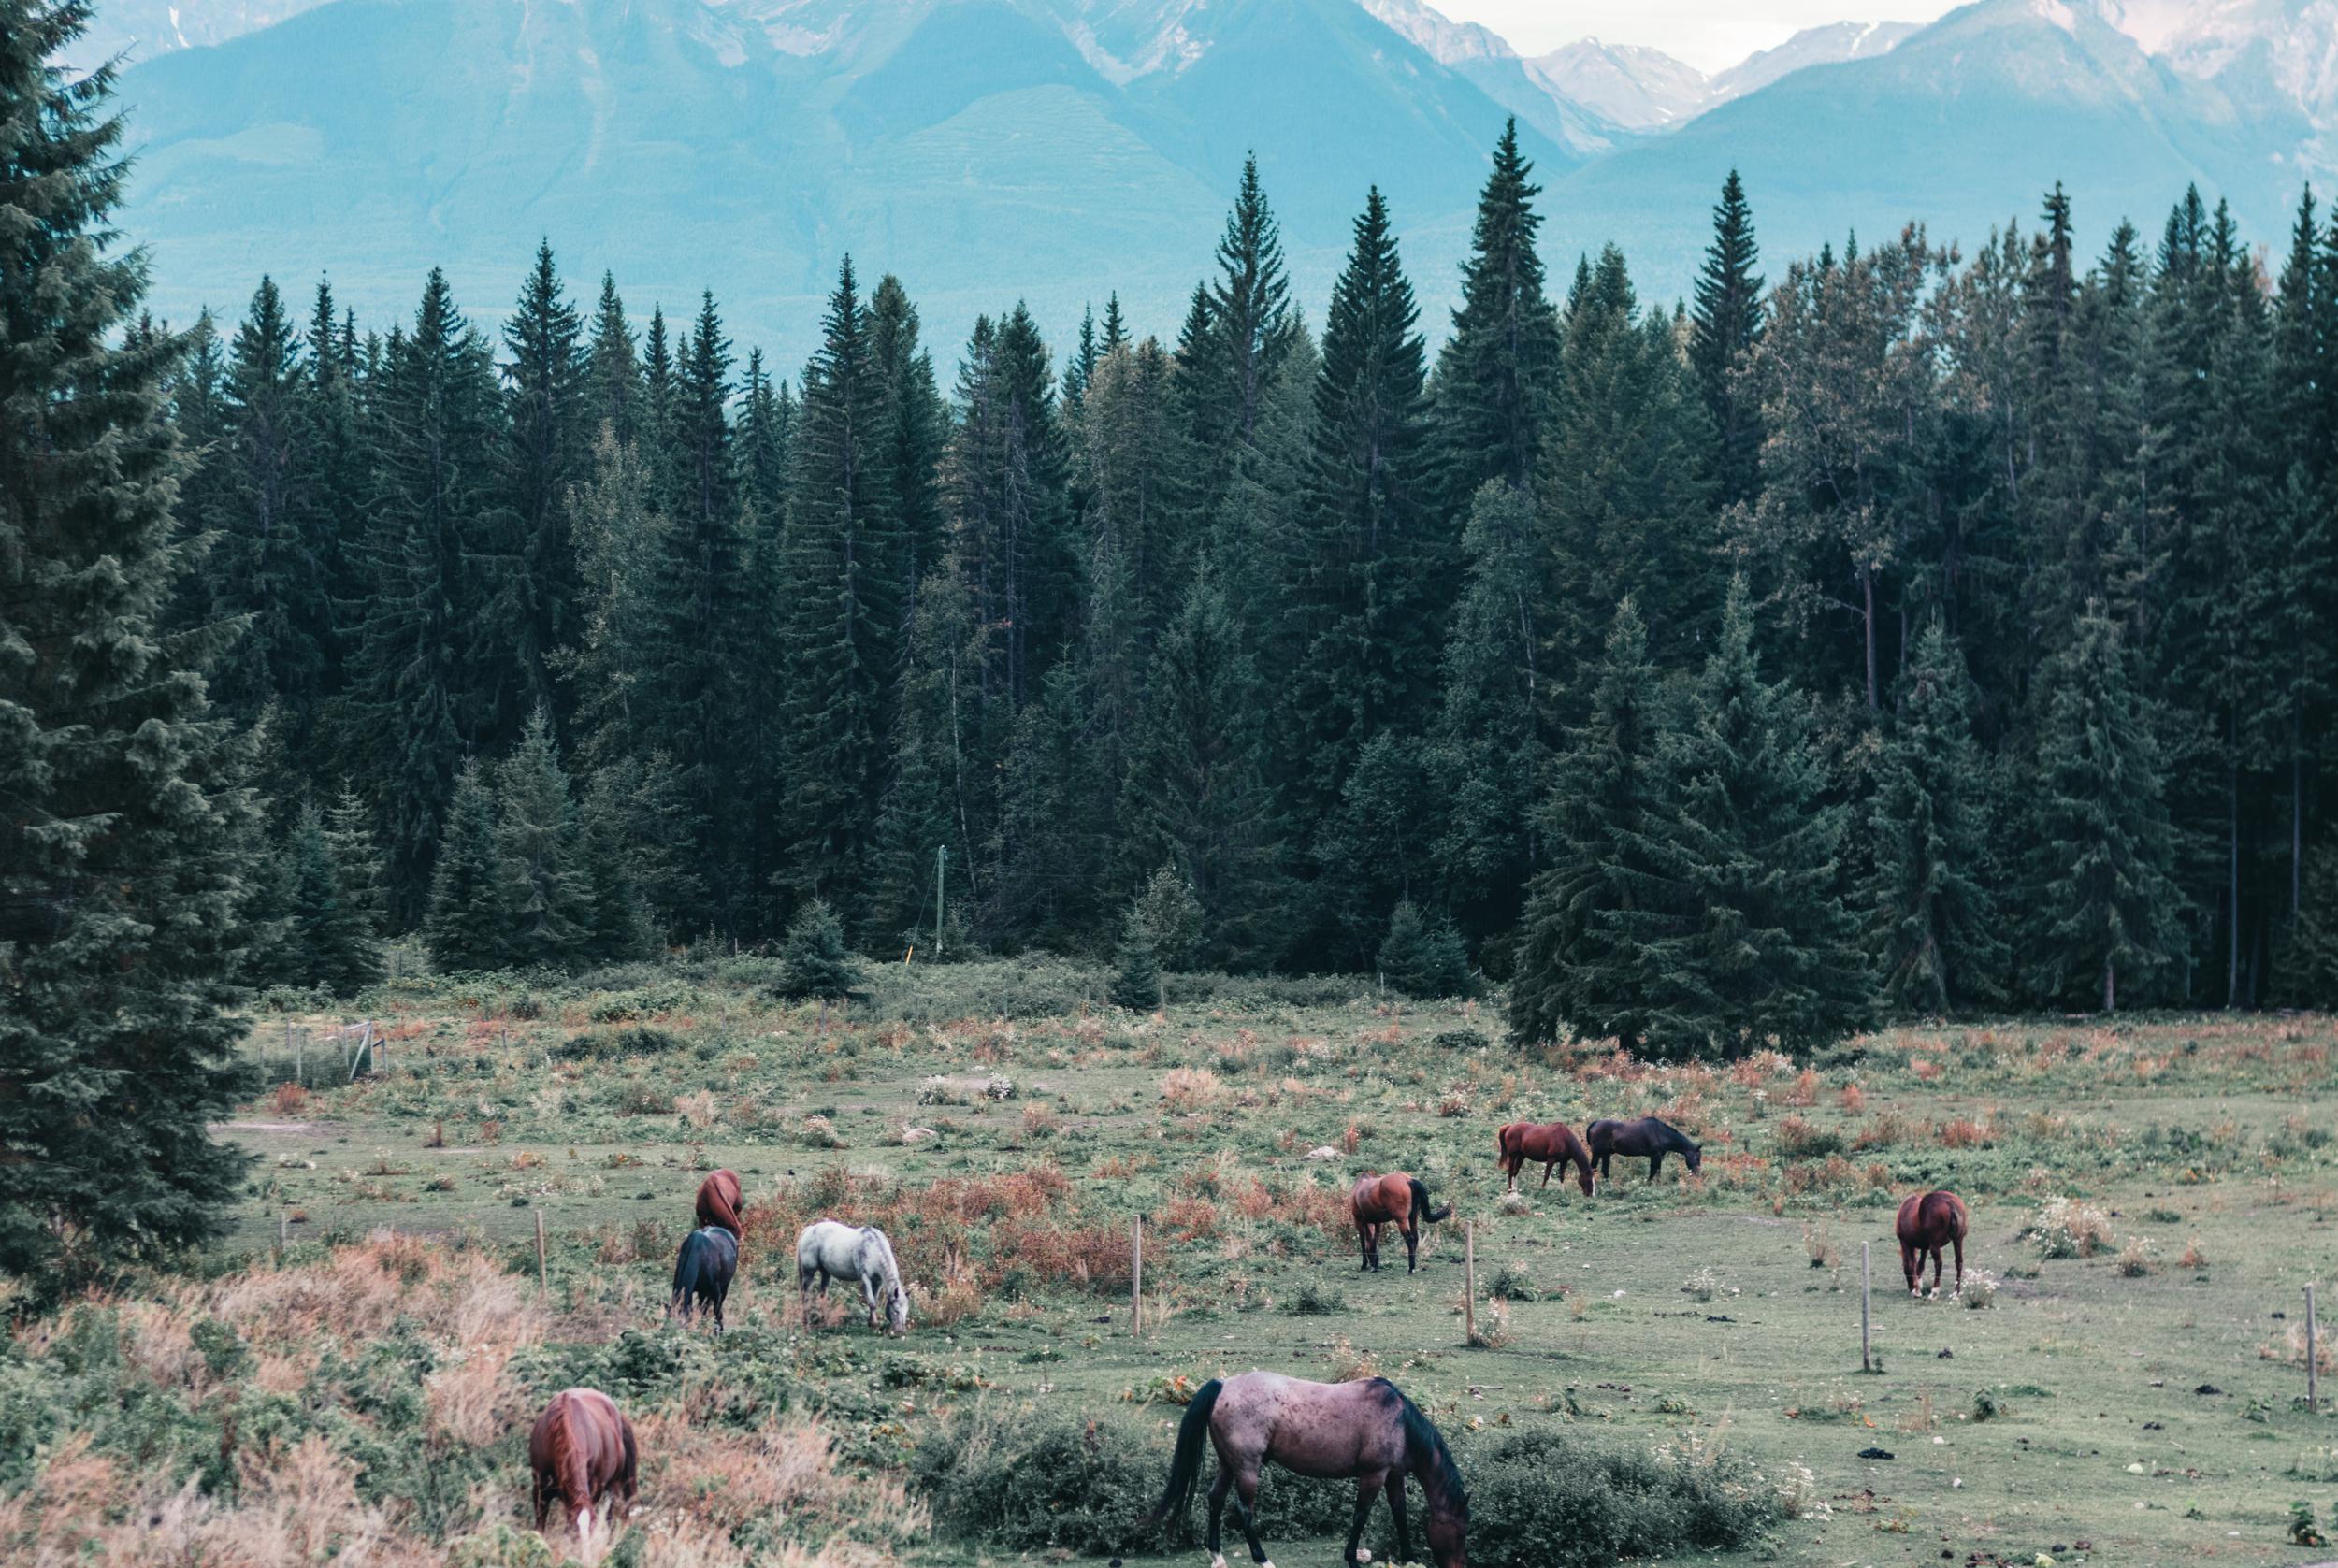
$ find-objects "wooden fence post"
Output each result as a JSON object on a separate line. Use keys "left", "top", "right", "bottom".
{"left": 536, "top": 1210, "right": 548, "bottom": 1295}
{"left": 278, "top": 1211, "right": 288, "bottom": 1262}
{"left": 1131, "top": 1217, "right": 1144, "bottom": 1337}
{"left": 1861, "top": 1242, "right": 1873, "bottom": 1373}
{"left": 2308, "top": 1283, "right": 2319, "bottom": 1414}
{"left": 1465, "top": 1220, "right": 1477, "bottom": 1344}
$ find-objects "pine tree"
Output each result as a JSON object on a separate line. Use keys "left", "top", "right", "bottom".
{"left": 585, "top": 271, "right": 639, "bottom": 449}
{"left": 1868, "top": 622, "right": 2005, "bottom": 1014}
{"left": 1286, "top": 187, "right": 1438, "bottom": 836}
{"left": 778, "top": 259, "right": 899, "bottom": 920}
{"left": 284, "top": 800, "right": 384, "bottom": 997}
{"left": 493, "top": 704, "right": 590, "bottom": 969}
{"left": 2024, "top": 608, "right": 2186, "bottom": 1011}
{"left": 0, "top": 0, "right": 255, "bottom": 1273}
{"left": 323, "top": 784, "right": 388, "bottom": 939}
{"left": 1108, "top": 924, "right": 1164, "bottom": 1011}
{"left": 1129, "top": 862, "right": 1205, "bottom": 970}
{"left": 495, "top": 239, "right": 587, "bottom": 734}
{"left": 1508, "top": 598, "right": 1668, "bottom": 1049}
{"left": 422, "top": 760, "right": 507, "bottom": 971}
{"left": 774, "top": 899, "right": 867, "bottom": 1018}
{"left": 1689, "top": 169, "right": 1767, "bottom": 507}
{"left": 1629, "top": 581, "right": 1874, "bottom": 1057}
{"left": 1433, "top": 119, "right": 1561, "bottom": 500}
{"left": 1210, "top": 154, "right": 1298, "bottom": 449}
{"left": 1378, "top": 900, "right": 1470, "bottom": 999}
{"left": 575, "top": 767, "right": 656, "bottom": 963}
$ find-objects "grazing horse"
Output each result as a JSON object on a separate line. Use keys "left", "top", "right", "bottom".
{"left": 1584, "top": 1116, "right": 1703, "bottom": 1185}
{"left": 796, "top": 1219, "right": 911, "bottom": 1333}
{"left": 1349, "top": 1172, "right": 1450, "bottom": 1273}
{"left": 695, "top": 1169, "right": 743, "bottom": 1237}
{"left": 1147, "top": 1371, "right": 1467, "bottom": 1568}
{"left": 670, "top": 1225, "right": 739, "bottom": 1331}
{"left": 1896, "top": 1189, "right": 1969, "bottom": 1298}
{"left": 1494, "top": 1120, "right": 1594, "bottom": 1196}
{"left": 528, "top": 1388, "right": 638, "bottom": 1554}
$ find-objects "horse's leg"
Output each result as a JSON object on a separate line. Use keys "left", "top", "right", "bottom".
{"left": 1357, "top": 1216, "right": 1373, "bottom": 1271}
{"left": 1383, "top": 1472, "right": 1412, "bottom": 1566}
{"left": 1928, "top": 1244, "right": 1945, "bottom": 1297}
{"left": 1539, "top": 1159, "right": 1554, "bottom": 1190}
{"left": 1343, "top": 1473, "right": 1382, "bottom": 1566}
{"left": 534, "top": 1469, "right": 552, "bottom": 1530}
{"left": 1402, "top": 1216, "right": 1419, "bottom": 1274}
{"left": 1206, "top": 1462, "right": 1234, "bottom": 1568}
{"left": 1951, "top": 1232, "right": 1965, "bottom": 1296}
{"left": 1648, "top": 1151, "right": 1663, "bottom": 1183}
{"left": 1230, "top": 1463, "right": 1271, "bottom": 1567}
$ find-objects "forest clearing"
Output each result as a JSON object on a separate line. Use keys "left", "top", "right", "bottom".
{"left": 7, "top": 961, "right": 2331, "bottom": 1567}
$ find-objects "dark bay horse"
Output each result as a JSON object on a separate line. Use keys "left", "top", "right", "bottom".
{"left": 695, "top": 1168, "right": 743, "bottom": 1237}
{"left": 528, "top": 1388, "right": 638, "bottom": 1552}
{"left": 1494, "top": 1120, "right": 1594, "bottom": 1196}
{"left": 1584, "top": 1116, "right": 1702, "bottom": 1184}
{"left": 1147, "top": 1371, "right": 1467, "bottom": 1568}
{"left": 1896, "top": 1189, "right": 1969, "bottom": 1297}
{"left": 1350, "top": 1172, "right": 1450, "bottom": 1273}
{"left": 670, "top": 1224, "right": 740, "bottom": 1331}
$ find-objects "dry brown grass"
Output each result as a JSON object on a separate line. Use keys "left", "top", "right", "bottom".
{"left": 1159, "top": 1066, "right": 1224, "bottom": 1112}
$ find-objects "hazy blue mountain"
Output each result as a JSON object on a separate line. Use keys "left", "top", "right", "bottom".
{"left": 103, "top": 0, "right": 2338, "bottom": 369}
{"left": 1539, "top": 0, "right": 2328, "bottom": 306}
{"left": 1527, "top": 38, "right": 1711, "bottom": 131}
{"left": 113, "top": 0, "right": 1576, "bottom": 370}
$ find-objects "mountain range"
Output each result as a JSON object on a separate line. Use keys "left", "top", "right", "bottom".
{"left": 76, "top": 0, "right": 2338, "bottom": 373}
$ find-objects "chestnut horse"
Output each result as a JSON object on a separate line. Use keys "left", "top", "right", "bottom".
{"left": 528, "top": 1388, "right": 638, "bottom": 1552}
{"left": 1146, "top": 1371, "right": 1467, "bottom": 1568}
{"left": 695, "top": 1168, "right": 743, "bottom": 1237}
{"left": 1350, "top": 1172, "right": 1450, "bottom": 1273}
{"left": 1896, "top": 1189, "right": 1969, "bottom": 1297}
{"left": 1584, "top": 1116, "right": 1702, "bottom": 1184}
{"left": 1494, "top": 1120, "right": 1593, "bottom": 1196}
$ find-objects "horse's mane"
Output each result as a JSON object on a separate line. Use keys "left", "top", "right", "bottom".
{"left": 859, "top": 1226, "right": 902, "bottom": 1285}
{"left": 1392, "top": 1385, "right": 1466, "bottom": 1514}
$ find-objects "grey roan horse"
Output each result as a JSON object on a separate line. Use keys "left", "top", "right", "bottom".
{"left": 1147, "top": 1371, "right": 1466, "bottom": 1568}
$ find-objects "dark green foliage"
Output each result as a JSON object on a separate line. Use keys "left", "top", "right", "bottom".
{"left": 1107, "top": 927, "right": 1162, "bottom": 1011}
{"left": 492, "top": 705, "right": 590, "bottom": 969}
{"left": 1689, "top": 169, "right": 1766, "bottom": 507}
{"left": 910, "top": 1409, "right": 1158, "bottom": 1553}
{"left": 2294, "top": 836, "right": 2338, "bottom": 1005}
{"left": 1869, "top": 622, "right": 2006, "bottom": 1014}
{"left": 0, "top": 0, "right": 253, "bottom": 1273}
{"left": 1434, "top": 119, "right": 1561, "bottom": 500}
{"left": 1465, "top": 1429, "right": 1778, "bottom": 1568}
{"left": 422, "top": 761, "right": 507, "bottom": 972}
{"left": 774, "top": 899, "right": 866, "bottom": 1003}
{"left": 1378, "top": 900, "right": 1469, "bottom": 999}
{"left": 1129, "top": 863, "right": 1205, "bottom": 970}
{"left": 283, "top": 800, "right": 385, "bottom": 997}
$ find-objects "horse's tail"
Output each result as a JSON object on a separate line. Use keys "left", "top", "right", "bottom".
{"left": 1146, "top": 1376, "right": 1225, "bottom": 1529}
{"left": 548, "top": 1393, "right": 599, "bottom": 1535}
{"left": 1409, "top": 1177, "right": 1451, "bottom": 1224}
{"left": 1494, "top": 1123, "right": 1515, "bottom": 1161}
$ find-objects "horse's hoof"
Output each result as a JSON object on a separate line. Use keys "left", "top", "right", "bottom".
{"left": 1211, "top": 1554, "right": 1227, "bottom": 1568}
{"left": 1356, "top": 1551, "right": 1373, "bottom": 1563}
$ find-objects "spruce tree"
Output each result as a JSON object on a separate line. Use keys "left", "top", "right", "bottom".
{"left": 1508, "top": 598, "right": 1668, "bottom": 1049}
{"left": 1108, "top": 924, "right": 1164, "bottom": 1011}
{"left": 284, "top": 800, "right": 384, "bottom": 997}
{"left": 493, "top": 704, "right": 590, "bottom": 969}
{"left": 1378, "top": 900, "right": 1470, "bottom": 999}
{"left": 495, "top": 240, "right": 587, "bottom": 733}
{"left": 1868, "top": 622, "right": 2005, "bottom": 1014}
{"left": 1130, "top": 861, "right": 1205, "bottom": 971}
{"left": 575, "top": 768, "right": 656, "bottom": 963}
{"left": 1628, "top": 581, "right": 1873, "bottom": 1057}
{"left": 1208, "top": 153, "right": 1298, "bottom": 449}
{"left": 323, "top": 784, "right": 387, "bottom": 939}
{"left": 774, "top": 899, "right": 867, "bottom": 1021}
{"left": 2024, "top": 608, "right": 2186, "bottom": 1011}
{"left": 778, "top": 259, "right": 900, "bottom": 920}
{"left": 1433, "top": 119, "right": 1561, "bottom": 500}
{"left": 1689, "top": 169, "right": 1766, "bottom": 507}
{"left": 585, "top": 271, "right": 639, "bottom": 449}
{"left": 422, "top": 760, "right": 508, "bottom": 971}
{"left": 0, "top": 0, "right": 255, "bottom": 1273}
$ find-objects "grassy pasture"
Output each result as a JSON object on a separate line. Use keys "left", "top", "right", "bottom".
{"left": 13, "top": 959, "right": 2338, "bottom": 1566}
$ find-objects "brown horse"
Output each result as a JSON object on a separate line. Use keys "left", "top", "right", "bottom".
{"left": 1350, "top": 1172, "right": 1450, "bottom": 1273}
{"left": 528, "top": 1388, "right": 638, "bottom": 1552}
{"left": 1584, "top": 1116, "right": 1702, "bottom": 1184}
{"left": 1896, "top": 1189, "right": 1969, "bottom": 1298}
{"left": 1147, "top": 1371, "right": 1467, "bottom": 1568}
{"left": 695, "top": 1168, "right": 743, "bottom": 1237}
{"left": 1494, "top": 1120, "right": 1594, "bottom": 1196}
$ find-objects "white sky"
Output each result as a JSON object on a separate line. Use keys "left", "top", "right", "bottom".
{"left": 1441, "top": 0, "right": 1964, "bottom": 72}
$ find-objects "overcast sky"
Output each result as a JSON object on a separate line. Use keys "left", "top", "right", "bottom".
{"left": 1442, "top": 1, "right": 1962, "bottom": 72}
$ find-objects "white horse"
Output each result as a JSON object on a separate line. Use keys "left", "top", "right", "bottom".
{"left": 795, "top": 1219, "right": 911, "bottom": 1334}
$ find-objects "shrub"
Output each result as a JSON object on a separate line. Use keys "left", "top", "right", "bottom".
{"left": 1108, "top": 931, "right": 1163, "bottom": 1011}
{"left": 2026, "top": 1196, "right": 2113, "bottom": 1259}
{"left": 1287, "top": 1278, "right": 1346, "bottom": 1316}
{"left": 1463, "top": 1428, "right": 1779, "bottom": 1568}
{"left": 1129, "top": 864, "right": 1205, "bottom": 971}
{"left": 1960, "top": 1270, "right": 1999, "bottom": 1308}
{"left": 774, "top": 899, "right": 866, "bottom": 1005}
{"left": 552, "top": 1025, "right": 681, "bottom": 1061}
{"left": 1159, "top": 1067, "right": 1224, "bottom": 1112}
{"left": 1774, "top": 1115, "right": 1844, "bottom": 1158}
{"left": 910, "top": 1406, "right": 1158, "bottom": 1552}
{"left": 2115, "top": 1237, "right": 2153, "bottom": 1276}
{"left": 1488, "top": 1261, "right": 1537, "bottom": 1301}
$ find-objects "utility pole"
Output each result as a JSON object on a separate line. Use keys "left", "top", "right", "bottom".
{"left": 934, "top": 845, "right": 948, "bottom": 959}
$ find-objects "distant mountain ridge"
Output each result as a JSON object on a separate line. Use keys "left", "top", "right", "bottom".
{"left": 81, "top": 0, "right": 2338, "bottom": 372}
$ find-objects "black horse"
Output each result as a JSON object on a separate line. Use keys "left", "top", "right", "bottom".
{"left": 670, "top": 1224, "right": 740, "bottom": 1331}
{"left": 1584, "top": 1116, "right": 1702, "bottom": 1184}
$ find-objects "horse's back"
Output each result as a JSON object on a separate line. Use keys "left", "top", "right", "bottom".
{"left": 1351, "top": 1171, "right": 1409, "bottom": 1219}
{"left": 1898, "top": 1189, "right": 1966, "bottom": 1244}
{"left": 533, "top": 1388, "right": 629, "bottom": 1477}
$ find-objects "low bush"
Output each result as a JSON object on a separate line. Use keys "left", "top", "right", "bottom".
{"left": 1462, "top": 1428, "right": 1779, "bottom": 1568}
{"left": 2026, "top": 1196, "right": 2113, "bottom": 1259}
{"left": 909, "top": 1406, "right": 1158, "bottom": 1552}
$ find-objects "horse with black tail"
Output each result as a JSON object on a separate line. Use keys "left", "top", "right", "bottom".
{"left": 1147, "top": 1371, "right": 1466, "bottom": 1568}
{"left": 1349, "top": 1172, "right": 1450, "bottom": 1273}
{"left": 1584, "top": 1115, "right": 1703, "bottom": 1185}
{"left": 670, "top": 1224, "right": 739, "bottom": 1331}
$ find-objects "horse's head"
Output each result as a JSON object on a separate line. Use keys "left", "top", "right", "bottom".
{"left": 1425, "top": 1489, "right": 1466, "bottom": 1568}
{"left": 886, "top": 1282, "right": 911, "bottom": 1335}
{"left": 1683, "top": 1140, "right": 1703, "bottom": 1174}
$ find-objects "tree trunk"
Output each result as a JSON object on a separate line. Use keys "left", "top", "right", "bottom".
{"left": 817, "top": 996, "right": 830, "bottom": 1035}
{"left": 2102, "top": 953, "right": 2116, "bottom": 1014}
{"left": 1862, "top": 565, "right": 1879, "bottom": 712}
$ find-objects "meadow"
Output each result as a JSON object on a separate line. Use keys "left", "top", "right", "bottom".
{"left": 7, "top": 957, "right": 2336, "bottom": 1568}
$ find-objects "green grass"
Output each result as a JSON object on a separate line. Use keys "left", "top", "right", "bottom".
{"left": 167, "top": 969, "right": 2338, "bottom": 1562}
